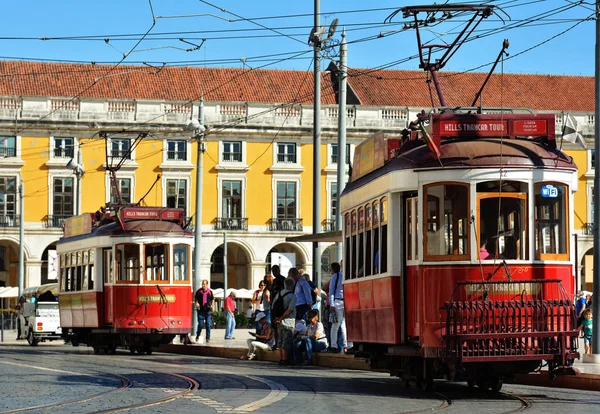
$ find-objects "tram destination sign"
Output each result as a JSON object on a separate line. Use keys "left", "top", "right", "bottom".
{"left": 434, "top": 115, "right": 551, "bottom": 140}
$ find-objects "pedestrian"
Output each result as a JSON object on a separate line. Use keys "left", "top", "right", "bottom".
{"left": 224, "top": 291, "right": 237, "bottom": 340}
{"left": 579, "top": 308, "right": 593, "bottom": 355}
{"left": 271, "top": 265, "right": 286, "bottom": 296}
{"left": 329, "top": 262, "right": 352, "bottom": 353}
{"left": 292, "top": 309, "right": 328, "bottom": 364}
{"left": 272, "top": 277, "right": 297, "bottom": 365}
{"left": 289, "top": 267, "right": 312, "bottom": 321}
{"left": 251, "top": 280, "right": 266, "bottom": 331}
{"left": 194, "top": 279, "right": 213, "bottom": 343}
{"left": 241, "top": 312, "right": 275, "bottom": 360}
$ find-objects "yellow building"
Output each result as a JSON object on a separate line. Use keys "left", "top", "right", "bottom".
{"left": 0, "top": 61, "right": 595, "bottom": 302}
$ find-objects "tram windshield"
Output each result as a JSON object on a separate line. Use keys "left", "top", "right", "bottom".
{"left": 477, "top": 181, "right": 528, "bottom": 260}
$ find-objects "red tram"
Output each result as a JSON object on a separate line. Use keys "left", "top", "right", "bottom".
{"left": 57, "top": 206, "right": 193, "bottom": 354}
{"left": 341, "top": 112, "right": 579, "bottom": 390}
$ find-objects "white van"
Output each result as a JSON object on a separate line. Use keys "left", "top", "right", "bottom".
{"left": 18, "top": 284, "right": 62, "bottom": 346}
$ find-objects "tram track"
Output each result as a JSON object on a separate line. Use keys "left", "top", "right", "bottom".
{"left": 0, "top": 372, "right": 132, "bottom": 414}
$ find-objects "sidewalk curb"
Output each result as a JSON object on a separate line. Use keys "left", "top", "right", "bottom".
{"left": 159, "top": 343, "right": 600, "bottom": 390}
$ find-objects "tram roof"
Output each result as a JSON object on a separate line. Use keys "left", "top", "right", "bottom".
{"left": 58, "top": 220, "right": 192, "bottom": 244}
{"left": 344, "top": 138, "right": 576, "bottom": 194}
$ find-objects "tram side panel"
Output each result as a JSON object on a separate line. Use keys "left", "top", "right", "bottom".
{"left": 345, "top": 276, "right": 403, "bottom": 344}
{"left": 59, "top": 291, "right": 102, "bottom": 328}
{"left": 413, "top": 263, "right": 575, "bottom": 349}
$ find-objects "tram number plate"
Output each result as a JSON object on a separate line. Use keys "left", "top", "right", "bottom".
{"left": 138, "top": 294, "right": 176, "bottom": 303}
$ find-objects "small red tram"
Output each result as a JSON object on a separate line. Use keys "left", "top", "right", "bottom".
{"left": 341, "top": 112, "right": 579, "bottom": 390}
{"left": 57, "top": 206, "right": 193, "bottom": 354}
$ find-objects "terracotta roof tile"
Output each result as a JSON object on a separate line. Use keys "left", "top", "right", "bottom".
{"left": 0, "top": 61, "right": 593, "bottom": 112}
{"left": 346, "top": 68, "right": 594, "bottom": 111}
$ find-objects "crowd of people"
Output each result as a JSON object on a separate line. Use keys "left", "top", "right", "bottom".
{"left": 193, "top": 262, "right": 352, "bottom": 365}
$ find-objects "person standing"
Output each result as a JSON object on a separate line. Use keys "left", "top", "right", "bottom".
{"left": 224, "top": 291, "right": 237, "bottom": 340}
{"left": 252, "top": 280, "right": 266, "bottom": 331}
{"left": 273, "top": 277, "right": 297, "bottom": 365}
{"left": 289, "top": 267, "right": 312, "bottom": 321}
{"left": 329, "top": 262, "right": 352, "bottom": 353}
{"left": 271, "top": 265, "right": 286, "bottom": 297}
{"left": 194, "top": 279, "right": 213, "bottom": 343}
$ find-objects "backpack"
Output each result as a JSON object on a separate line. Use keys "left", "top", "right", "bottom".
{"left": 272, "top": 291, "right": 292, "bottom": 319}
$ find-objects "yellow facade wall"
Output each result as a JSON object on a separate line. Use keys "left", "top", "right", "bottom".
{"left": 564, "top": 149, "right": 589, "bottom": 231}
{"left": 21, "top": 136, "right": 50, "bottom": 222}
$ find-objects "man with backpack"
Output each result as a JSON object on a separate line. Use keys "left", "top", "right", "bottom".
{"left": 272, "top": 277, "right": 297, "bottom": 365}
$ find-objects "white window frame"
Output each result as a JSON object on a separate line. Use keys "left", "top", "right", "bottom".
{"left": 48, "top": 172, "right": 75, "bottom": 218}
{"left": 221, "top": 140, "right": 245, "bottom": 163}
{"left": 274, "top": 142, "right": 299, "bottom": 164}
{"left": 106, "top": 137, "right": 138, "bottom": 169}
{"left": 164, "top": 139, "right": 189, "bottom": 162}
{"left": 218, "top": 174, "right": 246, "bottom": 219}
{"left": 0, "top": 134, "right": 23, "bottom": 167}
{"left": 326, "top": 177, "right": 338, "bottom": 221}
{"left": 50, "top": 136, "right": 76, "bottom": 161}
{"left": 163, "top": 175, "right": 190, "bottom": 213}
{"left": 105, "top": 170, "right": 136, "bottom": 204}
{"left": 0, "top": 174, "right": 19, "bottom": 223}
{"left": 587, "top": 181, "right": 594, "bottom": 227}
{"left": 272, "top": 175, "right": 301, "bottom": 220}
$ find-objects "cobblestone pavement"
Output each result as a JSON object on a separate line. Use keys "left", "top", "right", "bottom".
{"left": 1, "top": 341, "right": 599, "bottom": 413}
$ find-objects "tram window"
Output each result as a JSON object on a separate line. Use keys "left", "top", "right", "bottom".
{"left": 103, "top": 248, "right": 113, "bottom": 284}
{"left": 407, "top": 199, "right": 413, "bottom": 260}
{"left": 380, "top": 197, "right": 388, "bottom": 273}
{"left": 116, "top": 243, "right": 140, "bottom": 282}
{"left": 477, "top": 181, "right": 528, "bottom": 260}
{"left": 357, "top": 208, "right": 364, "bottom": 277}
{"left": 145, "top": 244, "right": 169, "bottom": 282}
{"left": 344, "top": 214, "right": 351, "bottom": 279}
{"left": 174, "top": 244, "right": 189, "bottom": 282}
{"left": 424, "top": 183, "right": 469, "bottom": 260}
{"left": 351, "top": 210, "right": 357, "bottom": 279}
{"left": 373, "top": 201, "right": 380, "bottom": 274}
{"left": 534, "top": 183, "right": 568, "bottom": 259}
{"left": 365, "top": 204, "right": 372, "bottom": 276}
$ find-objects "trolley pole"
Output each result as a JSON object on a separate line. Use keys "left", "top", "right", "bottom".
{"left": 192, "top": 98, "right": 205, "bottom": 336}
{"left": 18, "top": 182, "right": 24, "bottom": 298}
{"left": 335, "top": 29, "right": 347, "bottom": 263}
{"left": 313, "top": 0, "right": 322, "bottom": 292}
{"left": 593, "top": 0, "right": 600, "bottom": 357}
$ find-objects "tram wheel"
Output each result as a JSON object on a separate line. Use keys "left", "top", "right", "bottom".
{"left": 144, "top": 347, "right": 153, "bottom": 355}
{"left": 129, "top": 346, "right": 136, "bottom": 355}
{"left": 93, "top": 346, "right": 100, "bottom": 354}
{"left": 27, "top": 330, "right": 38, "bottom": 346}
{"left": 476, "top": 378, "right": 488, "bottom": 390}
{"left": 489, "top": 377, "right": 503, "bottom": 392}
{"left": 467, "top": 379, "right": 476, "bottom": 389}
{"left": 108, "top": 346, "right": 116, "bottom": 355}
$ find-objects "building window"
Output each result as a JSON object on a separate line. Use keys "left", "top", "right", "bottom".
{"left": 166, "top": 140, "right": 187, "bottom": 161}
{"left": 166, "top": 179, "right": 186, "bottom": 211}
{"left": 110, "top": 178, "right": 131, "bottom": 204}
{"left": 331, "top": 182, "right": 338, "bottom": 220}
{"left": 277, "top": 181, "right": 297, "bottom": 218}
{"left": 223, "top": 141, "right": 242, "bottom": 162}
{"left": 0, "top": 136, "right": 16, "bottom": 157}
{"left": 277, "top": 143, "right": 297, "bottom": 163}
{"left": 222, "top": 180, "right": 242, "bottom": 218}
{"left": 111, "top": 139, "right": 131, "bottom": 160}
{"left": 54, "top": 137, "right": 74, "bottom": 159}
{"left": 331, "top": 144, "right": 350, "bottom": 164}
{"left": 534, "top": 182, "right": 568, "bottom": 260}
{"left": 0, "top": 177, "right": 16, "bottom": 220}
{"left": 590, "top": 149, "right": 596, "bottom": 171}
{"left": 53, "top": 177, "right": 74, "bottom": 218}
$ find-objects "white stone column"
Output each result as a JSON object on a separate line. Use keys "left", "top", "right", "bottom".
{"left": 26, "top": 260, "right": 43, "bottom": 287}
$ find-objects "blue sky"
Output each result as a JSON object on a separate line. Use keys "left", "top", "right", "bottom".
{"left": 0, "top": 0, "right": 595, "bottom": 76}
